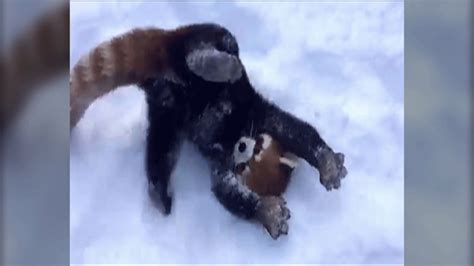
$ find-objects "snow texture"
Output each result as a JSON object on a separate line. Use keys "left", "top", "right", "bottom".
{"left": 70, "top": 1, "right": 404, "bottom": 264}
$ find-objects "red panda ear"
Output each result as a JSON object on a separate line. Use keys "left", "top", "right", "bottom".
{"left": 185, "top": 47, "right": 242, "bottom": 83}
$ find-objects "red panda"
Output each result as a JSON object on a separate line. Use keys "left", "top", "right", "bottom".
{"left": 233, "top": 133, "right": 298, "bottom": 196}
{"left": 69, "top": 23, "right": 348, "bottom": 240}
{"left": 70, "top": 23, "right": 243, "bottom": 130}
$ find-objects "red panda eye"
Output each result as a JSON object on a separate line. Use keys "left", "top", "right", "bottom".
{"left": 238, "top": 142, "right": 246, "bottom": 152}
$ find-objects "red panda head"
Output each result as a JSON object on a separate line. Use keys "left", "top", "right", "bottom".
{"left": 233, "top": 133, "right": 299, "bottom": 196}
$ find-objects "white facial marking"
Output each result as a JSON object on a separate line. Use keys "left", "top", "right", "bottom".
{"left": 260, "top": 133, "right": 272, "bottom": 150}
{"left": 233, "top": 137, "right": 255, "bottom": 165}
{"left": 279, "top": 157, "right": 298, "bottom": 169}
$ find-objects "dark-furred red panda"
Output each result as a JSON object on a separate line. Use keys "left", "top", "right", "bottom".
{"left": 70, "top": 23, "right": 348, "bottom": 240}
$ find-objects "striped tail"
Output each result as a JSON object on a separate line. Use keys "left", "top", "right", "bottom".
{"left": 70, "top": 23, "right": 243, "bottom": 130}
{"left": 70, "top": 28, "right": 170, "bottom": 129}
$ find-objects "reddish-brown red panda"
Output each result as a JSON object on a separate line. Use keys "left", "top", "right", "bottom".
{"left": 69, "top": 23, "right": 348, "bottom": 240}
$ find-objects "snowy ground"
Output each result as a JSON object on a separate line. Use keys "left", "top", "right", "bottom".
{"left": 70, "top": 1, "right": 404, "bottom": 264}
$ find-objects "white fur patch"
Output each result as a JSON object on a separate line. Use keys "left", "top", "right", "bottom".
{"left": 279, "top": 157, "right": 298, "bottom": 169}
{"left": 260, "top": 133, "right": 272, "bottom": 150}
{"left": 233, "top": 137, "right": 255, "bottom": 165}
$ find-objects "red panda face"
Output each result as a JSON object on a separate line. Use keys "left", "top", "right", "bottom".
{"left": 232, "top": 133, "right": 299, "bottom": 196}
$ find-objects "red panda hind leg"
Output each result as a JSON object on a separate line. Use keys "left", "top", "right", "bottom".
{"left": 145, "top": 80, "right": 188, "bottom": 214}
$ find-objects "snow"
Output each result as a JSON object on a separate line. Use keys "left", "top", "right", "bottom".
{"left": 70, "top": 1, "right": 404, "bottom": 264}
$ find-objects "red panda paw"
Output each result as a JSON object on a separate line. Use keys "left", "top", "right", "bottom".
{"left": 256, "top": 196, "right": 291, "bottom": 240}
{"left": 318, "top": 150, "right": 347, "bottom": 191}
{"left": 186, "top": 47, "right": 242, "bottom": 83}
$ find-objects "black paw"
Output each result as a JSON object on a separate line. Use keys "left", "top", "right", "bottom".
{"left": 256, "top": 196, "right": 291, "bottom": 240}
{"left": 186, "top": 47, "right": 242, "bottom": 83}
{"left": 148, "top": 182, "right": 172, "bottom": 215}
{"left": 318, "top": 150, "right": 347, "bottom": 191}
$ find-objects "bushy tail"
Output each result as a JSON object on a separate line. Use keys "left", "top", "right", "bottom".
{"left": 70, "top": 28, "right": 169, "bottom": 129}
{"left": 70, "top": 23, "right": 244, "bottom": 130}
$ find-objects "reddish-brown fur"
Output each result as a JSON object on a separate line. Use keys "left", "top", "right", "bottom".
{"left": 70, "top": 25, "right": 200, "bottom": 129}
{"left": 235, "top": 134, "right": 298, "bottom": 196}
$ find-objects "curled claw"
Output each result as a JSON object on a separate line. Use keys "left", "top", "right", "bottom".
{"left": 256, "top": 196, "right": 291, "bottom": 240}
{"left": 186, "top": 47, "right": 243, "bottom": 83}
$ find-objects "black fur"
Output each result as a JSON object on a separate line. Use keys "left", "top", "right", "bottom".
{"left": 140, "top": 23, "right": 346, "bottom": 224}
{"left": 145, "top": 79, "right": 188, "bottom": 214}
{"left": 167, "top": 23, "right": 241, "bottom": 85}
